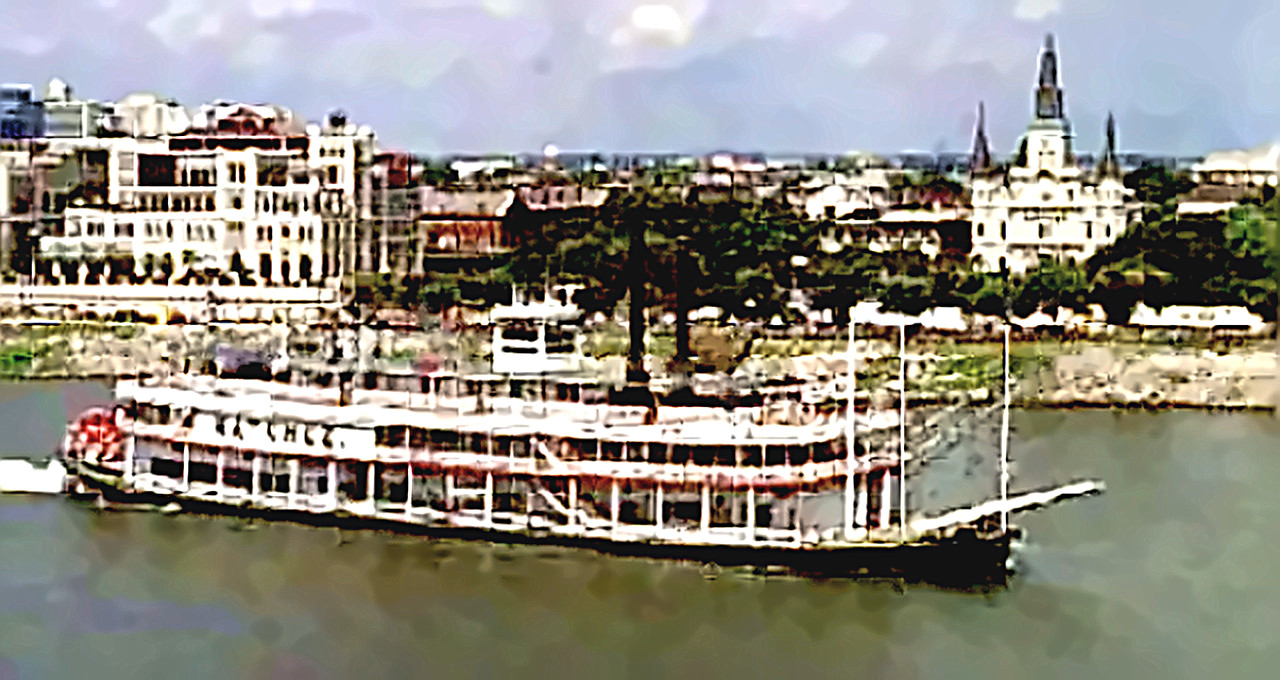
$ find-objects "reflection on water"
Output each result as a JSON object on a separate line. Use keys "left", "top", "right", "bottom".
{"left": 3, "top": 382, "right": 1280, "bottom": 678}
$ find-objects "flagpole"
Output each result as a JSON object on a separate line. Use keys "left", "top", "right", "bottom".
{"left": 1000, "top": 323, "right": 1011, "bottom": 534}
{"left": 844, "top": 313, "right": 857, "bottom": 540}
{"left": 898, "top": 322, "right": 907, "bottom": 543}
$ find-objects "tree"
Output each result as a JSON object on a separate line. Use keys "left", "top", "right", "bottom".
{"left": 1013, "top": 259, "right": 1090, "bottom": 317}
{"left": 880, "top": 275, "right": 933, "bottom": 316}
{"left": 1124, "top": 165, "right": 1194, "bottom": 206}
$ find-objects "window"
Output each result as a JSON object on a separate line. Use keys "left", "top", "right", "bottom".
{"left": 1086, "top": 222, "right": 1092, "bottom": 239}
{"left": 999, "top": 221, "right": 1006, "bottom": 240}
{"left": 977, "top": 223, "right": 985, "bottom": 237}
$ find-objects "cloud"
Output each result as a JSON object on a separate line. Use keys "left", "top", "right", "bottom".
{"left": 0, "top": 0, "right": 1272, "bottom": 155}
{"left": 1013, "top": 0, "right": 1063, "bottom": 22}
{"left": 230, "top": 32, "right": 285, "bottom": 69}
{"left": 841, "top": 33, "right": 888, "bottom": 68}
{"left": 612, "top": 3, "right": 701, "bottom": 48}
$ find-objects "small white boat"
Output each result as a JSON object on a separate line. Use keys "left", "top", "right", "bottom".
{"left": 0, "top": 458, "right": 68, "bottom": 495}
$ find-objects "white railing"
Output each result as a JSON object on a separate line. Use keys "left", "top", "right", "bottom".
{"left": 1, "top": 284, "right": 340, "bottom": 305}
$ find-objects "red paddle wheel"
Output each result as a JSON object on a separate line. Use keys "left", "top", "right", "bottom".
{"left": 68, "top": 407, "right": 125, "bottom": 467}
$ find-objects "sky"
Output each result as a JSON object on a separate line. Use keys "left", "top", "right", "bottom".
{"left": 1, "top": 0, "right": 1278, "bottom": 157}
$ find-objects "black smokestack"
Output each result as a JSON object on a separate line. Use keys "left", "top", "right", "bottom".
{"left": 674, "top": 235, "right": 691, "bottom": 366}
{"left": 626, "top": 210, "right": 649, "bottom": 384}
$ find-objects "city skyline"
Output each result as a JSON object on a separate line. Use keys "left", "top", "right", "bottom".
{"left": 0, "top": 1, "right": 1277, "bottom": 156}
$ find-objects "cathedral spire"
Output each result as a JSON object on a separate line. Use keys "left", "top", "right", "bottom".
{"left": 1034, "top": 33, "right": 1065, "bottom": 120}
{"left": 1096, "top": 111, "right": 1121, "bottom": 180}
{"left": 970, "top": 102, "right": 992, "bottom": 174}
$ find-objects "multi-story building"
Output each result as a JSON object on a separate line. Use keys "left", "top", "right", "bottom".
{"left": 969, "top": 35, "right": 1136, "bottom": 274}
{"left": 0, "top": 84, "right": 44, "bottom": 140}
{"left": 1189, "top": 143, "right": 1278, "bottom": 197}
{"left": 33, "top": 94, "right": 372, "bottom": 288}
{"left": 364, "top": 150, "right": 421, "bottom": 276}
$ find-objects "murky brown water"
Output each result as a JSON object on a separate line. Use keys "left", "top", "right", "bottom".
{"left": 2, "top": 382, "right": 1278, "bottom": 679}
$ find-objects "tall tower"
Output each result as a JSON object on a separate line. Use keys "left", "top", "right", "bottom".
{"left": 970, "top": 102, "right": 992, "bottom": 174}
{"left": 1034, "top": 34, "right": 1065, "bottom": 120}
{"left": 1095, "top": 112, "right": 1121, "bottom": 180}
{"left": 1016, "top": 32, "right": 1074, "bottom": 174}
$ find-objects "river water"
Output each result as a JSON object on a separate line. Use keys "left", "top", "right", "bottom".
{"left": 1, "top": 381, "right": 1278, "bottom": 679}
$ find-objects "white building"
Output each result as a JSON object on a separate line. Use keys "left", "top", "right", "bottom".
{"left": 42, "top": 102, "right": 370, "bottom": 287}
{"left": 1190, "top": 143, "right": 1279, "bottom": 190}
{"left": 969, "top": 35, "right": 1136, "bottom": 274}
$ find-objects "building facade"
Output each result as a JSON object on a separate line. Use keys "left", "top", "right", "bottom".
{"left": 969, "top": 35, "right": 1135, "bottom": 274}
{"left": 27, "top": 88, "right": 372, "bottom": 288}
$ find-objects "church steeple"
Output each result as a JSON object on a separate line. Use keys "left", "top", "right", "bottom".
{"left": 1096, "top": 111, "right": 1121, "bottom": 180}
{"left": 1034, "top": 33, "right": 1065, "bottom": 120}
{"left": 970, "top": 102, "right": 992, "bottom": 174}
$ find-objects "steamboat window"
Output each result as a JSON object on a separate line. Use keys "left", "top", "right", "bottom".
{"left": 601, "top": 441, "right": 624, "bottom": 462}
{"left": 408, "top": 427, "right": 427, "bottom": 449}
{"left": 430, "top": 430, "right": 459, "bottom": 451}
{"left": 813, "top": 442, "right": 836, "bottom": 463}
{"left": 647, "top": 443, "right": 667, "bottom": 464}
{"left": 787, "top": 445, "right": 810, "bottom": 466}
{"left": 765, "top": 446, "right": 786, "bottom": 466}
{"left": 493, "top": 436, "right": 512, "bottom": 457}
{"left": 385, "top": 426, "right": 406, "bottom": 448}
{"left": 510, "top": 438, "right": 528, "bottom": 458}
{"left": 567, "top": 439, "right": 592, "bottom": 461}
{"left": 468, "top": 434, "right": 486, "bottom": 454}
{"left": 714, "top": 446, "right": 736, "bottom": 466}
{"left": 671, "top": 445, "right": 692, "bottom": 465}
{"left": 691, "top": 445, "right": 714, "bottom": 466}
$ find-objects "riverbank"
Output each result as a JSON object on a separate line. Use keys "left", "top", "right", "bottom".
{"left": 3, "top": 320, "right": 1278, "bottom": 411}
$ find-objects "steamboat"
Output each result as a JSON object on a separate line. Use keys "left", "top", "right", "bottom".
{"left": 57, "top": 299, "right": 1103, "bottom": 586}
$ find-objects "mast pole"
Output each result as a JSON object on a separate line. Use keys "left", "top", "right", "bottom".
{"left": 1000, "top": 323, "right": 1011, "bottom": 534}
{"left": 843, "top": 313, "right": 856, "bottom": 540}
{"left": 898, "top": 322, "right": 907, "bottom": 543}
